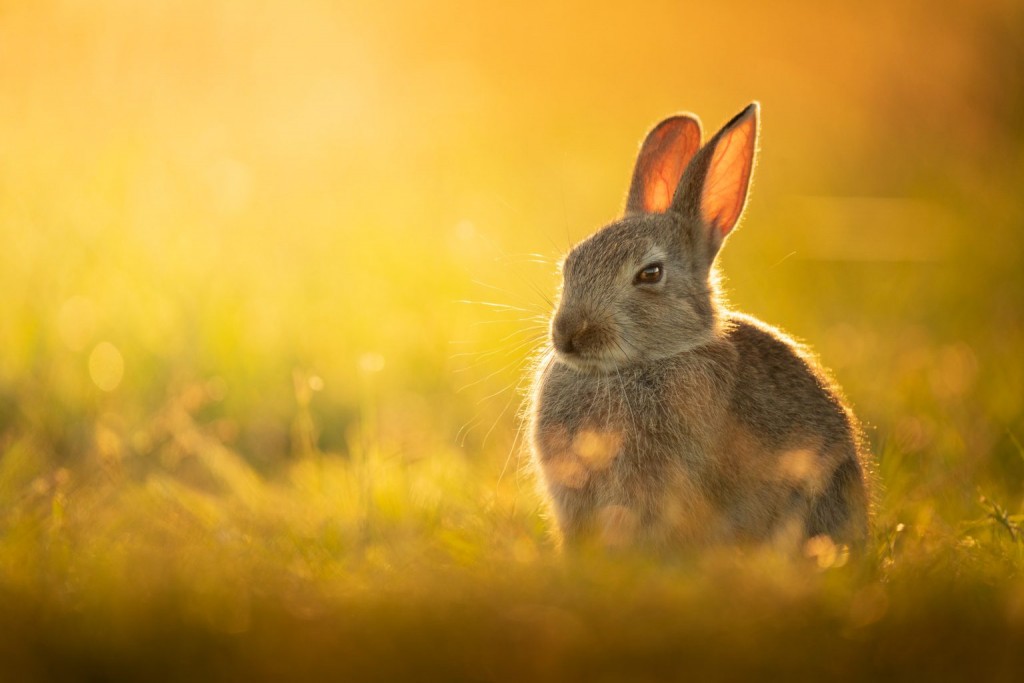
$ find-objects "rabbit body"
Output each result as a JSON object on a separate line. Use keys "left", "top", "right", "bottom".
{"left": 529, "top": 104, "right": 871, "bottom": 550}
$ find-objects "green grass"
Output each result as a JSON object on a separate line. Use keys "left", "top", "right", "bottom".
{"left": 2, "top": 429, "right": 1024, "bottom": 681}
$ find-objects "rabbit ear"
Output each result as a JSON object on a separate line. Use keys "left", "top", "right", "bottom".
{"left": 673, "top": 103, "right": 759, "bottom": 257}
{"left": 624, "top": 115, "right": 703, "bottom": 216}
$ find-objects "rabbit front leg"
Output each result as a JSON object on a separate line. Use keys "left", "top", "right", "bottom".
{"left": 550, "top": 488, "right": 645, "bottom": 551}
{"left": 532, "top": 428, "right": 634, "bottom": 548}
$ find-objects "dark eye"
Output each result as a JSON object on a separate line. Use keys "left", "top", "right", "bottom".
{"left": 634, "top": 263, "right": 663, "bottom": 285}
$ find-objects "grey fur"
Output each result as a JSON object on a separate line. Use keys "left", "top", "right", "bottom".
{"left": 528, "top": 104, "right": 872, "bottom": 552}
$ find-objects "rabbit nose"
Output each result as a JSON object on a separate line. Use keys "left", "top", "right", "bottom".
{"left": 552, "top": 313, "right": 589, "bottom": 355}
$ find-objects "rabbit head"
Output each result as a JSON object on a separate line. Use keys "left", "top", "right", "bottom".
{"left": 551, "top": 103, "right": 759, "bottom": 373}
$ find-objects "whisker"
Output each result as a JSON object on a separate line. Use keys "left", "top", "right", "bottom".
{"left": 450, "top": 316, "right": 549, "bottom": 329}
{"left": 450, "top": 335, "right": 548, "bottom": 372}
{"left": 455, "top": 414, "right": 484, "bottom": 447}
{"left": 456, "top": 299, "right": 539, "bottom": 314}
{"left": 449, "top": 328, "right": 546, "bottom": 358}
{"left": 468, "top": 280, "right": 550, "bottom": 314}
{"left": 456, "top": 349, "right": 538, "bottom": 394}
{"left": 502, "top": 351, "right": 553, "bottom": 492}
{"left": 480, "top": 378, "right": 521, "bottom": 447}
{"left": 494, "top": 326, "right": 549, "bottom": 345}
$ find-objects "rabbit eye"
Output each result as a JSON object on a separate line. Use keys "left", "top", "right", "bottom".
{"left": 634, "top": 263, "right": 663, "bottom": 285}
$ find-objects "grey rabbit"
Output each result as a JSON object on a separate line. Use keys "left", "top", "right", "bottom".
{"left": 529, "top": 103, "right": 872, "bottom": 552}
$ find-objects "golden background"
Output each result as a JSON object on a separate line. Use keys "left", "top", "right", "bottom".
{"left": 1, "top": 0, "right": 1022, "bottom": 678}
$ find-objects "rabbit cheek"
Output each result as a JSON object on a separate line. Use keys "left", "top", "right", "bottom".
{"left": 632, "top": 298, "right": 704, "bottom": 357}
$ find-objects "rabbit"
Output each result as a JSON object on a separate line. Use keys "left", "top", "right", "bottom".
{"left": 528, "top": 103, "right": 872, "bottom": 553}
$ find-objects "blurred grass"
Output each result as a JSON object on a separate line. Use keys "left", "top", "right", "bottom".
{"left": 1, "top": 0, "right": 1024, "bottom": 679}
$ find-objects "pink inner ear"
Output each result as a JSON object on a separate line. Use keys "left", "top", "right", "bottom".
{"left": 701, "top": 113, "right": 757, "bottom": 236}
{"left": 636, "top": 120, "right": 701, "bottom": 213}
{"left": 643, "top": 167, "right": 673, "bottom": 213}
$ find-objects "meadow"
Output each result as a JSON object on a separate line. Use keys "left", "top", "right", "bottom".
{"left": 1, "top": 0, "right": 1023, "bottom": 679}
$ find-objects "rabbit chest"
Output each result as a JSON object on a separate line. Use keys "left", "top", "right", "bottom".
{"left": 530, "top": 350, "right": 735, "bottom": 545}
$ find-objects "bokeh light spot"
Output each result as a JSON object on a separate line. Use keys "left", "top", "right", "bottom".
{"left": 776, "top": 448, "right": 823, "bottom": 492}
{"left": 359, "top": 352, "right": 385, "bottom": 374}
{"left": 572, "top": 429, "right": 622, "bottom": 470}
{"left": 547, "top": 456, "right": 588, "bottom": 489}
{"left": 454, "top": 220, "right": 475, "bottom": 241}
{"left": 89, "top": 342, "right": 124, "bottom": 392}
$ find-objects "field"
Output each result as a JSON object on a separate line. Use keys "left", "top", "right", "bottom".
{"left": 2, "top": 0, "right": 1023, "bottom": 680}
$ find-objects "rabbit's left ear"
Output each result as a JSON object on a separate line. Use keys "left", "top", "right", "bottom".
{"left": 625, "top": 115, "right": 703, "bottom": 215}
{"left": 674, "top": 102, "right": 759, "bottom": 253}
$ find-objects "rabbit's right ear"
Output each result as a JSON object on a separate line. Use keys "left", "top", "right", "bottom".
{"left": 625, "top": 115, "right": 703, "bottom": 216}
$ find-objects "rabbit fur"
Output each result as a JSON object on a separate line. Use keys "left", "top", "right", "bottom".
{"left": 529, "top": 103, "right": 872, "bottom": 552}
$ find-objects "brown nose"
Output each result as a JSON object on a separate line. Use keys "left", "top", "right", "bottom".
{"left": 552, "top": 312, "right": 590, "bottom": 355}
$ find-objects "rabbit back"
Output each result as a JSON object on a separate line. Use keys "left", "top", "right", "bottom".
{"left": 711, "top": 313, "right": 870, "bottom": 545}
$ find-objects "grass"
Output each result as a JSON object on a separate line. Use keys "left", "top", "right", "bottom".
{"left": 2, "top": 0, "right": 1024, "bottom": 680}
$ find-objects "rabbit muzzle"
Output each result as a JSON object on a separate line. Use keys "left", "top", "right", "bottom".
{"left": 551, "top": 308, "right": 626, "bottom": 371}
